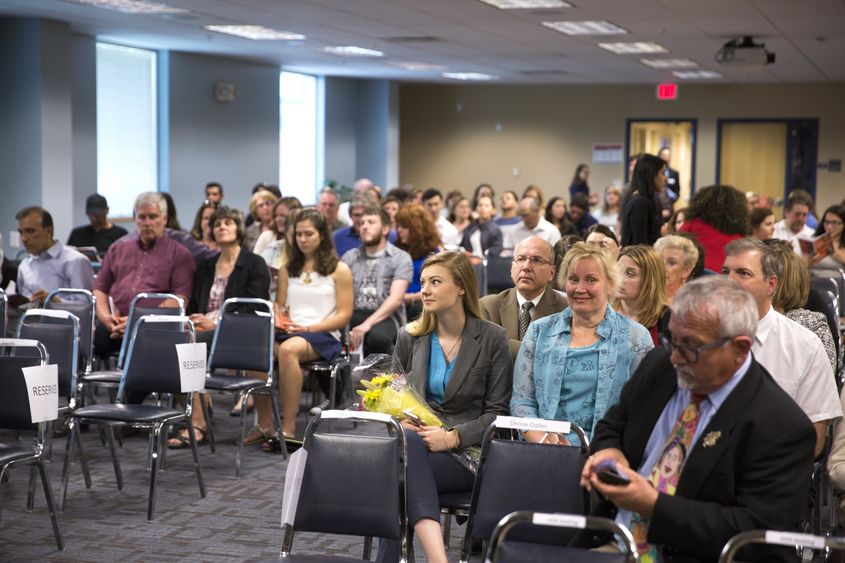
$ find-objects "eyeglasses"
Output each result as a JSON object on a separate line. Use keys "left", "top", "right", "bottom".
{"left": 513, "top": 255, "right": 552, "bottom": 267}
{"left": 659, "top": 334, "right": 732, "bottom": 363}
{"left": 824, "top": 219, "right": 844, "bottom": 227}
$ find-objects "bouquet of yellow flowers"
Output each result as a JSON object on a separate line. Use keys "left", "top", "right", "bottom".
{"left": 356, "top": 368, "right": 443, "bottom": 427}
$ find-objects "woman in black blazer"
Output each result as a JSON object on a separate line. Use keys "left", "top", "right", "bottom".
{"left": 168, "top": 206, "right": 270, "bottom": 448}
{"left": 460, "top": 195, "right": 503, "bottom": 258}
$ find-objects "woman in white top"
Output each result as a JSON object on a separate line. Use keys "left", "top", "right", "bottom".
{"left": 592, "top": 184, "right": 622, "bottom": 228}
{"left": 259, "top": 197, "right": 303, "bottom": 302}
{"left": 250, "top": 207, "right": 353, "bottom": 446}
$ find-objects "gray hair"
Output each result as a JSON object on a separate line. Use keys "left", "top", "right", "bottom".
{"left": 520, "top": 196, "right": 540, "bottom": 213}
{"left": 724, "top": 237, "right": 781, "bottom": 280}
{"left": 671, "top": 276, "right": 758, "bottom": 339}
{"left": 654, "top": 235, "right": 699, "bottom": 269}
{"left": 134, "top": 191, "right": 167, "bottom": 216}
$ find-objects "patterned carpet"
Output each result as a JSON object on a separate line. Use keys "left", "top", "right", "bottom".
{"left": 0, "top": 395, "right": 464, "bottom": 562}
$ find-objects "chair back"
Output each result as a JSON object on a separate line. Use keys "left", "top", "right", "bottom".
{"left": 474, "top": 262, "right": 487, "bottom": 298}
{"left": 45, "top": 288, "right": 95, "bottom": 373}
{"left": 484, "top": 249, "right": 515, "bottom": 293}
{"left": 118, "top": 314, "right": 194, "bottom": 398}
{"left": 281, "top": 410, "right": 407, "bottom": 557}
{"left": 117, "top": 292, "right": 185, "bottom": 369}
{"left": 18, "top": 309, "right": 79, "bottom": 401}
{"left": 207, "top": 298, "right": 274, "bottom": 374}
{"left": 718, "top": 530, "right": 845, "bottom": 563}
{"left": 0, "top": 288, "right": 7, "bottom": 336}
{"left": 0, "top": 338, "right": 49, "bottom": 431}
{"left": 462, "top": 417, "right": 590, "bottom": 560}
{"left": 487, "top": 511, "right": 637, "bottom": 563}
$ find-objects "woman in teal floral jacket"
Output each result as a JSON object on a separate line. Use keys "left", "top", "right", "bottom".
{"left": 511, "top": 242, "right": 653, "bottom": 444}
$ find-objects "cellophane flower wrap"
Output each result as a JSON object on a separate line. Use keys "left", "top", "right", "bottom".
{"left": 353, "top": 354, "right": 481, "bottom": 474}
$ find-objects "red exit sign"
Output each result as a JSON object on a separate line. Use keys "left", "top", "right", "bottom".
{"left": 656, "top": 83, "right": 678, "bottom": 100}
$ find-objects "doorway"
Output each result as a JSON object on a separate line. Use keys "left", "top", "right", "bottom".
{"left": 626, "top": 119, "right": 696, "bottom": 206}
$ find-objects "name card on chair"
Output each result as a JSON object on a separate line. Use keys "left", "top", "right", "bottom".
{"left": 495, "top": 416, "right": 571, "bottom": 434}
{"left": 281, "top": 448, "right": 308, "bottom": 526}
{"left": 23, "top": 364, "right": 59, "bottom": 423}
{"left": 176, "top": 342, "right": 207, "bottom": 392}
{"left": 764, "top": 531, "right": 825, "bottom": 549}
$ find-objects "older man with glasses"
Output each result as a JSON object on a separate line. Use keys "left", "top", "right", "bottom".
{"left": 479, "top": 236, "right": 567, "bottom": 359}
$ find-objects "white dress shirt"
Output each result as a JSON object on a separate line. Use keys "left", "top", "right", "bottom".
{"left": 752, "top": 306, "right": 841, "bottom": 423}
{"left": 504, "top": 217, "right": 562, "bottom": 249}
{"left": 435, "top": 215, "right": 461, "bottom": 246}
{"left": 772, "top": 219, "right": 815, "bottom": 254}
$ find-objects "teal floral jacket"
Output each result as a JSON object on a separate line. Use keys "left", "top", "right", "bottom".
{"left": 511, "top": 304, "right": 653, "bottom": 438}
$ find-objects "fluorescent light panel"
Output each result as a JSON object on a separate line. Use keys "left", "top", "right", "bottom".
{"left": 320, "top": 46, "right": 384, "bottom": 57}
{"left": 640, "top": 58, "right": 699, "bottom": 68}
{"left": 64, "top": 0, "right": 187, "bottom": 13}
{"left": 673, "top": 70, "right": 722, "bottom": 79}
{"left": 478, "top": 0, "right": 571, "bottom": 8}
{"left": 542, "top": 20, "right": 627, "bottom": 36}
{"left": 442, "top": 72, "right": 497, "bottom": 81}
{"left": 205, "top": 25, "right": 305, "bottom": 41}
{"left": 598, "top": 42, "right": 668, "bottom": 54}
{"left": 391, "top": 62, "right": 447, "bottom": 72}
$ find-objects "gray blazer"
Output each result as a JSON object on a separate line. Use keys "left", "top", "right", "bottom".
{"left": 392, "top": 315, "right": 513, "bottom": 447}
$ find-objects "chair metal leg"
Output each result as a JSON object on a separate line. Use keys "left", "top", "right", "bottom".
{"left": 159, "top": 425, "right": 169, "bottom": 472}
{"left": 75, "top": 428, "right": 92, "bottom": 489}
{"left": 105, "top": 425, "right": 124, "bottom": 490}
{"left": 59, "top": 421, "right": 79, "bottom": 511}
{"left": 37, "top": 461, "right": 64, "bottom": 551}
{"left": 147, "top": 423, "right": 162, "bottom": 521}
{"left": 363, "top": 536, "right": 373, "bottom": 560}
{"left": 442, "top": 512, "right": 451, "bottom": 544}
{"left": 269, "top": 386, "right": 287, "bottom": 460}
{"left": 26, "top": 465, "right": 37, "bottom": 511}
{"left": 45, "top": 420, "right": 54, "bottom": 461}
{"left": 185, "top": 418, "right": 207, "bottom": 499}
{"left": 200, "top": 393, "right": 217, "bottom": 453}
{"left": 236, "top": 389, "right": 253, "bottom": 477}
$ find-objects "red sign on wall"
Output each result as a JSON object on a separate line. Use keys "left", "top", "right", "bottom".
{"left": 656, "top": 83, "right": 678, "bottom": 100}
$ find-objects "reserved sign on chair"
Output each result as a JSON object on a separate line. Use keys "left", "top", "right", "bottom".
{"left": 176, "top": 342, "right": 207, "bottom": 392}
{"left": 23, "top": 364, "right": 59, "bottom": 423}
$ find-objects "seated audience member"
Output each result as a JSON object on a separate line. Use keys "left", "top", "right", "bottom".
{"left": 251, "top": 208, "right": 353, "bottom": 446}
{"left": 471, "top": 183, "right": 494, "bottom": 210}
{"left": 772, "top": 191, "right": 815, "bottom": 254}
{"left": 654, "top": 234, "right": 699, "bottom": 300}
{"left": 619, "top": 154, "right": 664, "bottom": 247}
{"left": 381, "top": 194, "right": 401, "bottom": 230}
{"left": 243, "top": 189, "right": 278, "bottom": 252}
{"left": 67, "top": 194, "right": 129, "bottom": 256}
{"left": 334, "top": 194, "right": 397, "bottom": 258}
{"left": 791, "top": 188, "right": 819, "bottom": 229}
{"left": 479, "top": 236, "right": 567, "bottom": 359}
{"left": 341, "top": 206, "right": 412, "bottom": 356}
{"left": 338, "top": 177, "right": 374, "bottom": 223}
{"left": 545, "top": 196, "right": 578, "bottom": 237}
{"left": 723, "top": 238, "right": 840, "bottom": 456}
{"left": 161, "top": 193, "right": 182, "bottom": 231}
{"left": 675, "top": 232, "right": 707, "bottom": 277}
{"left": 190, "top": 201, "right": 218, "bottom": 251}
{"left": 167, "top": 206, "right": 270, "bottom": 447}
{"left": 422, "top": 188, "right": 461, "bottom": 246}
{"left": 592, "top": 185, "right": 622, "bottom": 228}
{"left": 660, "top": 206, "right": 688, "bottom": 236}
{"left": 749, "top": 206, "right": 775, "bottom": 241}
{"left": 260, "top": 197, "right": 302, "bottom": 302}
{"left": 505, "top": 196, "right": 562, "bottom": 249}
{"left": 678, "top": 184, "right": 747, "bottom": 272}
{"left": 494, "top": 190, "right": 521, "bottom": 229}
{"left": 569, "top": 163, "right": 590, "bottom": 201}
{"left": 811, "top": 204, "right": 845, "bottom": 275}
{"left": 511, "top": 242, "right": 653, "bottom": 443}
{"left": 204, "top": 181, "right": 223, "bottom": 204}
{"left": 613, "top": 245, "right": 670, "bottom": 345}
{"left": 552, "top": 234, "right": 582, "bottom": 291}
{"left": 316, "top": 187, "right": 349, "bottom": 232}
{"left": 377, "top": 251, "right": 513, "bottom": 563}
{"left": 15, "top": 206, "right": 94, "bottom": 312}
{"left": 582, "top": 276, "right": 815, "bottom": 562}
{"left": 460, "top": 195, "right": 503, "bottom": 258}
{"left": 93, "top": 192, "right": 195, "bottom": 359}
{"left": 395, "top": 204, "right": 443, "bottom": 321}
{"left": 447, "top": 196, "right": 472, "bottom": 238}
{"left": 522, "top": 184, "right": 545, "bottom": 208}
{"left": 569, "top": 193, "right": 598, "bottom": 238}
{"left": 585, "top": 224, "right": 619, "bottom": 259}
{"left": 767, "top": 239, "right": 838, "bottom": 372}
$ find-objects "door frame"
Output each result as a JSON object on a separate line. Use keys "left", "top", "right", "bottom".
{"left": 624, "top": 117, "right": 698, "bottom": 193}
{"left": 715, "top": 118, "right": 819, "bottom": 200}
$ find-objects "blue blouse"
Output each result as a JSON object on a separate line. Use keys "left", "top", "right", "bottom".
{"left": 427, "top": 332, "right": 457, "bottom": 404}
{"left": 511, "top": 305, "right": 653, "bottom": 439}
{"left": 554, "top": 341, "right": 600, "bottom": 435}
{"left": 408, "top": 256, "right": 425, "bottom": 293}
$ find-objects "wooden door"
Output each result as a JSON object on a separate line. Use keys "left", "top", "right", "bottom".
{"left": 719, "top": 122, "right": 787, "bottom": 216}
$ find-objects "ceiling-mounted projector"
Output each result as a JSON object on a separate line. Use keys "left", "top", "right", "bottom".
{"left": 715, "top": 36, "right": 776, "bottom": 65}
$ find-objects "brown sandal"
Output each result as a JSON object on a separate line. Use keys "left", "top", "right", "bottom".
{"left": 243, "top": 426, "right": 275, "bottom": 446}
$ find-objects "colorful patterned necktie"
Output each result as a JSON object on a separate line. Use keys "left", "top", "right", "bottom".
{"left": 518, "top": 301, "right": 534, "bottom": 340}
{"left": 630, "top": 393, "right": 706, "bottom": 562}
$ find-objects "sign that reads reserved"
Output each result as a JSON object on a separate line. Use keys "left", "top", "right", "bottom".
{"left": 176, "top": 342, "right": 207, "bottom": 392}
{"left": 23, "top": 364, "right": 59, "bottom": 423}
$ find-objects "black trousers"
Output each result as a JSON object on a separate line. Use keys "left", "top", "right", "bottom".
{"left": 350, "top": 309, "right": 398, "bottom": 356}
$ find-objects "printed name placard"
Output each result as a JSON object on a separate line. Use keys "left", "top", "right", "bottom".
{"left": 281, "top": 448, "right": 308, "bottom": 527}
{"left": 320, "top": 410, "right": 393, "bottom": 423}
{"left": 532, "top": 512, "right": 587, "bottom": 529}
{"left": 23, "top": 364, "right": 59, "bottom": 423}
{"left": 175, "top": 342, "right": 207, "bottom": 392}
{"left": 495, "top": 416, "right": 571, "bottom": 434}
{"left": 764, "top": 531, "right": 825, "bottom": 549}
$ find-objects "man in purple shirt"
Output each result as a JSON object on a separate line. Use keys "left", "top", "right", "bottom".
{"left": 93, "top": 192, "right": 195, "bottom": 358}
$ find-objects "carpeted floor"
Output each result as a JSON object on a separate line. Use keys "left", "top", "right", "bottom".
{"left": 0, "top": 394, "right": 465, "bottom": 562}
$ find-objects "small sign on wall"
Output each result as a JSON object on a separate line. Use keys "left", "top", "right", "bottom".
{"left": 592, "top": 144, "right": 624, "bottom": 165}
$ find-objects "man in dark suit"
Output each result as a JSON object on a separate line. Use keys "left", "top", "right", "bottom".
{"left": 479, "top": 236, "right": 567, "bottom": 358}
{"left": 581, "top": 276, "right": 814, "bottom": 562}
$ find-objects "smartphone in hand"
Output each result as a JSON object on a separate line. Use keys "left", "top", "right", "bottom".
{"left": 595, "top": 459, "right": 631, "bottom": 486}
{"left": 403, "top": 410, "right": 423, "bottom": 427}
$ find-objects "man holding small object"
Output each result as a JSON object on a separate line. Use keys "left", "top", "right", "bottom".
{"left": 580, "top": 276, "right": 814, "bottom": 562}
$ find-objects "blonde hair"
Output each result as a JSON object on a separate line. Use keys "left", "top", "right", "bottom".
{"left": 768, "top": 240, "right": 809, "bottom": 312}
{"left": 248, "top": 189, "right": 278, "bottom": 217}
{"left": 558, "top": 242, "right": 618, "bottom": 297}
{"left": 654, "top": 235, "right": 699, "bottom": 270}
{"left": 612, "top": 245, "right": 670, "bottom": 328}
{"left": 406, "top": 251, "right": 482, "bottom": 336}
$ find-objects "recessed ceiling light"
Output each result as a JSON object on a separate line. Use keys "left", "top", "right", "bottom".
{"left": 542, "top": 21, "right": 627, "bottom": 36}
{"left": 390, "top": 62, "right": 447, "bottom": 72}
{"left": 320, "top": 46, "right": 385, "bottom": 58}
{"left": 478, "top": 0, "right": 571, "bottom": 8}
{"left": 442, "top": 72, "right": 498, "bottom": 81}
{"left": 205, "top": 25, "right": 305, "bottom": 41}
{"left": 640, "top": 58, "right": 699, "bottom": 69}
{"left": 673, "top": 70, "right": 723, "bottom": 79}
{"left": 63, "top": 0, "right": 187, "bottom": 14}
{"left": 598, "top": 42, "right": 668, "bottom": 55}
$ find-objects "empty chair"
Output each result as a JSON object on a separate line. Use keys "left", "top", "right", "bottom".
{"left": 718, "top": 529, "right": 845, "bottom": 563}
{"left": 45, "top": 288, "right": 96, "bottom": 375}
{"left": 278, "top": 410, "right": 408, "bottom": 561}
{"left": 486, "top": 511, "right": 636, "bottom": 563}
{"left": 60, "top": 314, "right": 206, "bottom": 520}
{"left": 0, "top": 338, "right": 63, "bottom": 551}
{"left": 484, "top": 249, "right": 515, "bottom": 294}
